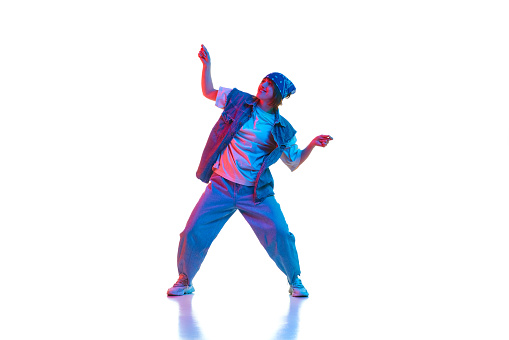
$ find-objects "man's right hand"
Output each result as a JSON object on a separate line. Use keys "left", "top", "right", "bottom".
{"left": 198, "top": 44, "right": 211, "bottom": 68}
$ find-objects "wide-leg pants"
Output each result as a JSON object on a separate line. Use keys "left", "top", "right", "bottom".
{"left": 177, "top": 173, "right": 301, "bottom": 284}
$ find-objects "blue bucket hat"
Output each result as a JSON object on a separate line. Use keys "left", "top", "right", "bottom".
{"left": 265, "top": 72, "right": 296, "bottom": 99}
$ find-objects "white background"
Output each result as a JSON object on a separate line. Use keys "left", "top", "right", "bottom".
{"left": 1, "top": 0, "right": 508, "bottom": 339}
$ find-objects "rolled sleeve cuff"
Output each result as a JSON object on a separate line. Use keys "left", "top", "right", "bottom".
{"left": 215, "top": 86, "right": 232, "bottom": 109}
{"left": 280, "top": 136, "right": 302, "bottom": 171}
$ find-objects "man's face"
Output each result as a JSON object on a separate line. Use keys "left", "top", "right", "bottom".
{"left": 256, "top": 78, "right": 275, "bottom": 101}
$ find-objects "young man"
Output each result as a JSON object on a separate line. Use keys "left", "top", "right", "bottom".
{"left": 167, "top": 45, "right": 332, "bottom": 297}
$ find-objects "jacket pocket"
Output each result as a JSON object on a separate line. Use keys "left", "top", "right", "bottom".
{"left": 221, "top": 111, "right": 233, "bottom": 124}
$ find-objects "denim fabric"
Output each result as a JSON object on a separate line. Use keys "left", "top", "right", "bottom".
{"left": 177, "top": 174, "right": 301, "bottom": 284}
{"left": 196, "top": 88, "right": 297, "bottom": 203}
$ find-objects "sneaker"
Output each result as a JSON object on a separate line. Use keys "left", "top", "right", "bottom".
{"left": 167, "top": 273, "right": 195, "bottom": 296}
{"left": 289, "top": 277, "right": 309, "bottom": 297}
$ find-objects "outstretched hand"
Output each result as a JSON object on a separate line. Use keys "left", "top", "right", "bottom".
{"left": 312, "top": 135, "right": 333, "bottom": 147}
{"left": 198, "top": 44, "right": 211, "bottom": 67}
{"left": 297, "top": 134, "right": 334, "bottom": 169}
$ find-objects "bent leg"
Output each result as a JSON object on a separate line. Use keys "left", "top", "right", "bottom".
{"left": 239, "top": 195, "right": 301, "bottom": 284}
{"left": 177, "top": 175, "right": 236, "bottom": 283}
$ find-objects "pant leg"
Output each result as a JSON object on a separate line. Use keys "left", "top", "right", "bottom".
{"left": 237, "top": 189, "right": 301, "bottom": 284}
{"left": 177, "top": 174, "right": 236, "bottom": 283}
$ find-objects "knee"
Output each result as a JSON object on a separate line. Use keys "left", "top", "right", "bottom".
{"left": 274, "top": 221, "right": 291, "bottom": 237}
{"left": 181, "top": 214, "right": 203, "bottom": 240}
{"left": 180, "top": 227, "right": 198, "bottom": 241}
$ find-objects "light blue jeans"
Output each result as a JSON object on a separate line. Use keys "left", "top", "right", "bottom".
{"left": 177, "top": 173, "right": 301, "bottom": 284}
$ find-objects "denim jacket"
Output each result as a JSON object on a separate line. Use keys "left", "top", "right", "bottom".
{"left": 196, "top": 88, "right": 297, "bottom": 203}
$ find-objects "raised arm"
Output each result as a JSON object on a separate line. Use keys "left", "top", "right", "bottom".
{"left": 198, "top": 45, "right": 218, "bottom": 101}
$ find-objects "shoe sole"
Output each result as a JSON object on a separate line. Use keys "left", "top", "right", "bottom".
{"left": 289, "top": 288, "right": 309, "bottom": 297}
{"left": 167, "top": 285, "right": 195, "bottom": 296}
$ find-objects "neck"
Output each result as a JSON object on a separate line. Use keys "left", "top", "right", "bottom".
{"left": 257, "top": 100, "right": 274, "bottom": 114}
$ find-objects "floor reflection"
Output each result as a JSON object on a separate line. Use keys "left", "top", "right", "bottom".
{"left": 272, "top": 297, "right": 306, "bottom": 340}
{"left": 167, "top": 295, "right": 204, "bottom": 339}
{"left": 168, "top": 294, "right": 307, "bottom": 340}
